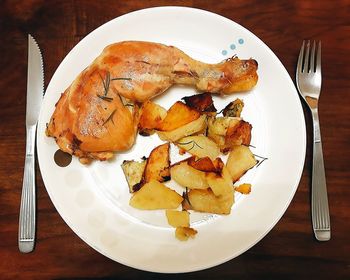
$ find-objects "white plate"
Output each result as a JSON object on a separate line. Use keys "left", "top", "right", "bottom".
{"left": 37, "top": 7, "right": 306, "bottom": 273}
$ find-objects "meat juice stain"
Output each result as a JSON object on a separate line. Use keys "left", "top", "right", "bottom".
{"left": 54, "top": 149, "right": 72, "bottom": 167}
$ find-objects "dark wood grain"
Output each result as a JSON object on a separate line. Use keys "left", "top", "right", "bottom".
{"left": 1, "top": 0, "right": 349, "bottom": 279}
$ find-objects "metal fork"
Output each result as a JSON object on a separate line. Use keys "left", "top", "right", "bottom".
{"left": 296, "top": 40, "right": 330, "bottom": 241}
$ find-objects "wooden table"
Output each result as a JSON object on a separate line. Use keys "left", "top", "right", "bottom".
{"left": 1, "top": 1, "right": 349, "bottom": 279}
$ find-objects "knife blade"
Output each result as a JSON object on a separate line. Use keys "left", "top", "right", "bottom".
{"left": 18, "top": 34, "right": 44, "bottom": 253}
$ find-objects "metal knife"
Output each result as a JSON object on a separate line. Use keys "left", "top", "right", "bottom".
{"left": 18, "top": 34, "right": 44, "bottom": 253}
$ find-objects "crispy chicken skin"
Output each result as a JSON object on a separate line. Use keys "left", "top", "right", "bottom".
{"left": 46, "top": 41, "right": 258, "bottom": 162}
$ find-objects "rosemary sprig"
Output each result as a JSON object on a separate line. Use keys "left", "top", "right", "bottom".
{"left": 175, "top": 140, "right": 203, "bottom": 152}
{"left": 135, "top": 60, "right": 151, "bottom": 65}
{"left": 242, "top": 143, "right": 256, "bottom": 149}
{"left": 103, "top": 109, "right": 117, "bottom": 126}
{"left": 253, "top": 153, "right": 268, "bottom": 168}
{"left": 99, "top": 71, "right": 132, "bottom": 97}
{"left": 217, "top": 108, "right": 225, "bottom": 114}
{"left": 97, "top": 94, "right": 113, "bottom": 102}
{"left": 183, "top": 187, "right": 192, "bottom": 207}
{"left": 111, "top": 77, "right": 132, "bottom": 81}
{"left": 98, "top": 71, "right": 110, "bottom": 96}
{"left": 117, "top": 94, "right": 135, "bottom": 108}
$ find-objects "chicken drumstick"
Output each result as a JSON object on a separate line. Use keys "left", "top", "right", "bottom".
{"left": 46, "top": 41, "right": 258, "bottom": 163}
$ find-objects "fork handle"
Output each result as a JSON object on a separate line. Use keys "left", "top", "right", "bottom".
{"left": 311, "top": 109, "right": 331, "bottom": 241}
{"left": 18, "top": 125, "right": 36, "bottom": 253}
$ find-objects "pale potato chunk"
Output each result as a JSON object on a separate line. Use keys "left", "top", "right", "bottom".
{"left": 166, "top": 210, "right": 190, "bottom": 228}
{"left": 175, "top": 227, "right": 198, "bottom": 241}
{"left": 235, "top": 183, "right": 252, "bottom": 194}
{"left": 170, "top": 162, "right": 209, "bottom": 189}
{"left": 175, "top": 135, "right": 220, "bottom": 160}
{"left": 205, "top": 166, "right": 232, "bottom": 196}
{"left": 188, "top": 188, "right": 234, "bottom": 215}
{"left": 226, "top": 145, "right": 257, "bottom": 182}
{"left": 208, "top": 116, "right": 241, "bottom": 136}
{"left": 121, "top": 159, "right": 146, "bottom": 193}
{"left": 207, "top": 116, "right": 240, "bottom": 150}
{"left": 157, "top": 115, "right": 207, "bottom": 142}
{"left": 129, "top": 180, "right": 183, "bottom": 210}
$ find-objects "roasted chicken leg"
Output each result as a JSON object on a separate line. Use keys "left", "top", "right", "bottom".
{"left": 46, "top": 41, "right": 258, "bottom": 162}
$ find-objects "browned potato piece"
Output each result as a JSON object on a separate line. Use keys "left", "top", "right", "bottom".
{"left": 175, "top": 227, "right": 198, "bottom": 241}
{"left": 170, "top": 161, "right": 209, "bottom": 189}
{"left": 175, "top": 135, "right": 220, "bottom": 160}
{"left": 187, "top": 156, "right": 224, "bottom": 173}
{"left": 226, "top": 145, "right": 257, "bottom": 182}
{"left": 143, "top": 143, "right": 170, "bottom": 183}
{"left": 235, "top": 183, "right": 252, "bottom": 194}
{"left": 121, "top": 159, "right": 146, "bottom": 193}
{"left": 166, "top": 210, "right": 190, "bottom": 227}
{"left": 187, "top": 188, "right": 234, "bottom": 215}
{"left": 182, "top": 93, "right": 216, "bottom": 113}
{"left": 225, "top": 120, "right": 252, "bottom": 149}
{"left": 129, "top": 180, "right": 183, "bottom": 210}
{"left": 157, "top": 115, "right": 207, "bottom": 142}
{"left": 138, "top": 100, "right": 167, "bottom": 135}
{"left": 207, "top": 116, "right": 240, "bottom": 149}
{"left": 207, "top": 116, "right": 252, "bottom": 153}
{"left": 157, "top": 101, "right": 200, "bottom": 131}
{"left": 222, "top": 98, "right": 244, "bottom": 117}
{"left": 187, "top": 156, "right": 217, "bottom": 173}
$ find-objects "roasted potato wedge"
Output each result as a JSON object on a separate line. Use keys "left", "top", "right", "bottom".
{"left": 157, "top": 114, "right": 207, "bottom": 142}
{"left": 208, "top": 116, "right": 240, "bottom": 136}
{"left": 187, "top": 188, "right": 234, "bottom": 215}
{"left": 170, "top": 161, "right": 209, "bottom": 189}
{"left": 235, "top": 183, "right": 252, "bottom": 194}
{"left": 207, "top": 116, "right": 239, "bottom": 149}
{"left": 226, "top": 145, "right": 257, "bottom": 182}
{"left": 157, "top": 101, "right": 200, "bottom": 131}
{"left": 121, "top": 159, "right": 146, "bottom": 193}
{"left": 187, "top": 156, "right": 224, "bottom": 173}
{"left": 182, "top": 93, "right": 216, "bottom": 113}
{"left": 208, "top": 116, "right": 252, "bottom": 152}
{"left": 143, "top": 143, "right": 170, "bottom": 183}
{"left": 166, "top": 210, "right": 190, "bottom": 228}
{"left": 129, "top": 180, "right": 183, "bottom": 210}
{"left": 138, "top": 100, "right": 167, "bottom": 135}
{"left": 175, "top": 135, "right": 220, "bottom": 160}
{"left": 225, "top": 120, "right": 252, "bottom": 148}
{"left": 187, "top": 156, "right": 218, "bottom": 173}
{"left": 175, "top": 226, "right": 198, "bottom": 241}
{"left": 205, "top": 166, "right": 233, "bottom": 196}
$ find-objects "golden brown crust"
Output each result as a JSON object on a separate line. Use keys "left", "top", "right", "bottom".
{"left": 47, "top": 41, "right": 258, "bottom": 162}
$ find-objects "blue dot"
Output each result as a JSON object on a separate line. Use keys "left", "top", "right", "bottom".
{"left": 222, "top": 50, "right": 228, "bottom": 55}
{"left": 238, "top": 38, "right": 244, "bottom": 44}
{"left": 230, "top": 44, "right": 236, "bottom": 50}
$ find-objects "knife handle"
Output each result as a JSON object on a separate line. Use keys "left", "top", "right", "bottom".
{"left": 18, "top": 125, "right": 37, "bottom": 253}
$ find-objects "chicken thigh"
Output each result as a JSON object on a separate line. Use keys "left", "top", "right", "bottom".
{"left": 46, "top": 41, "right": 258, "bottom": 162}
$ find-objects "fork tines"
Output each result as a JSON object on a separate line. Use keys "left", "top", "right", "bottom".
{"left": 298, "top": 40, "right": 321, "bottom": 74}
